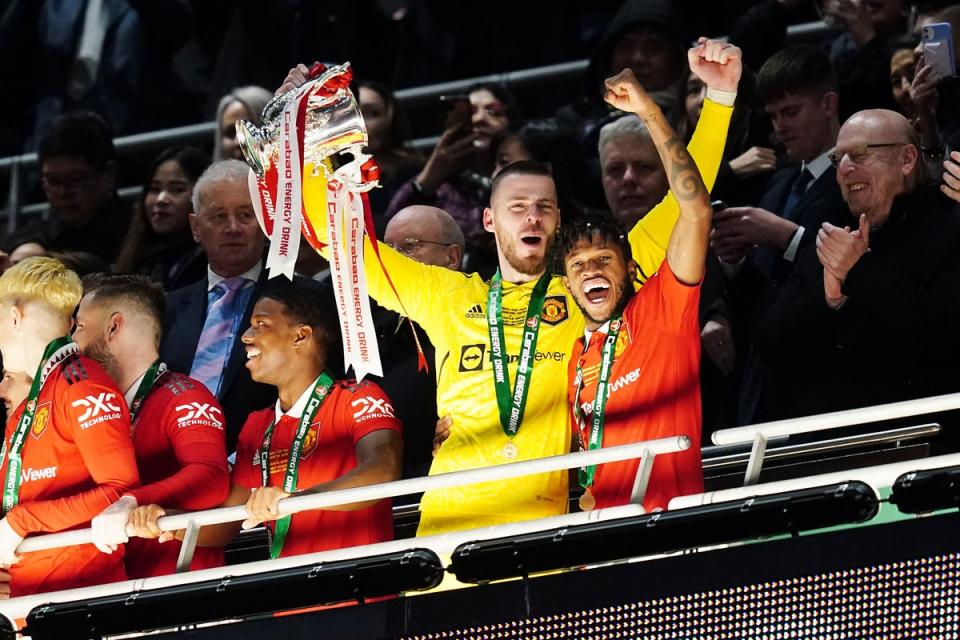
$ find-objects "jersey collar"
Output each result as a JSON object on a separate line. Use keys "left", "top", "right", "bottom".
{"left": 274, "top": 380, "right": 316, "bottom": 423}
{"left": 124, "top": 370, "right": 149, "bottom": 408}
{"left": 583, "top": 319, "right": 612, "bottom": 345}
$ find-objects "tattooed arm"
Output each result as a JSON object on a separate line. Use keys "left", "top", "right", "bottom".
{"left": 604, "top": 69, "right": 713, "bottom": 284}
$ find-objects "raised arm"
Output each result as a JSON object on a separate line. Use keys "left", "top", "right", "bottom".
{"left": 300, "top": 169, "right": 468, "bottom": 329}
{"left": 273, "top": 61, "right": 471, "bottom": 329}
{"left": 626, "top": 38, "right": 741, "bottom": 281}
{"left": 604, "top": 70, "right": 713, "bottom": 284}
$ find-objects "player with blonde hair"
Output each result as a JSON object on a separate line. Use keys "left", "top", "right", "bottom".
{"left": 0, "top": 257, "right": 139, "bottom": 596}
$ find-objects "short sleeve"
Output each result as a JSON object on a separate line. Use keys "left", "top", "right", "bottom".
{"left": 232, "top": 411, "right": 268, "bottom": 489}
{"left": 338, "top": 381, "right": 403, "bottom": 445}
{"left": 627, "top": 262, "right": 701, "bottom": 332}
{"left": 160, "top": 381, "right": 227, "bottom": 438}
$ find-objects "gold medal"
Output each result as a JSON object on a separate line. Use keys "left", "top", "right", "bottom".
{"left": 578, "top": 489, "right": 596, "bottom": 511}
{"left": 501, "top": 441, "right": 519, "bottom": 460}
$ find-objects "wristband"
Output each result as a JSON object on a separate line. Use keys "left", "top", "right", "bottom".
{"left": 706, "top": 87, "right": 737, "bottom": 107}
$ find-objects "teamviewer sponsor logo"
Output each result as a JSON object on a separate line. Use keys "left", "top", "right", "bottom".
{"left": 458, "top": 343, "right": 486, "bottom": 372}
{"left": 609, "top": 367, "right": 641, "bottom": 395}
{"left": 21, "top": 466, "right": 57, "bottom": 483}
{"left": 464, "top": 304, "right": 485, "bottom": 319}
{"left": 72, "top": 393, "right": 122, "bottom": 429}
{"left": 351, "top": 396, "right": 396, "bottom": 421}
{"left": 175, "top": 402, "right": 224, "bottom": 429}
{"left": 579, "top": 367, "right": 641, "bottom": 416}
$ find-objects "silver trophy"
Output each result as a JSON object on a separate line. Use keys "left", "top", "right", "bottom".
{"left": 236, "top": 62, "right": 372, "bottom": 189}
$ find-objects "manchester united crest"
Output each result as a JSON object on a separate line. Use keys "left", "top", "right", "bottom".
{"left": 541, "top": 296, "right": 568, "bottom": 326}
{"left": 31, "top": 405, "right": 51, "bottom": 439}
{"left": 614, "top": 326, "right": 630, "bottom": 356}
{"left": 300, "top": 423, "right": 320, "bottom": 459}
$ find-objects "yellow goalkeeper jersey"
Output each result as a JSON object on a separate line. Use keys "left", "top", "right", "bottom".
{"left": 301, "top": 99, "right": 732, "bottom": 535}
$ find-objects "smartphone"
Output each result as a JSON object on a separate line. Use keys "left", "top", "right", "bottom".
{"left": 921, "top": 22, "right": 956, "bottom": 81}
{"left": 711, "top": 200, "right": 727, "bottom": 227}
{"left": 439, "top": 94, "right": 471, "bottom": 132}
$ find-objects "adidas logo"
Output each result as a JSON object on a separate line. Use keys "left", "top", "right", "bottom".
{"left": 465, "top": 304, "right": 485, "bottom": 319}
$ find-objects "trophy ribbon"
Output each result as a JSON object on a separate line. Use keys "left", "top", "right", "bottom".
{"left": 263, "top": 82, "right": 311, "bottom": 280}
{"left": 326, "top": 178, "right": 383, "bottom": 379}
{"left": 240, "top": 61, "right": 423, "bottom": 379}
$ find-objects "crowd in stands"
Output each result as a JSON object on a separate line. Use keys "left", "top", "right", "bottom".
{"left": 0, "top": 0, "right": 958, "bottom": 600}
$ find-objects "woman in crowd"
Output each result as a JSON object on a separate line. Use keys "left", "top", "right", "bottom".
{"left": 213, "top": 86, "right": 273, "bottom": 161}
{"left": 115, "top": 146, "right": 210, "bottom": 289}
{"left": 386, "top": 83, "right": 519, "bottom": 274}
{"left": 357, "top": 80, "right": 424, "bottom": 235}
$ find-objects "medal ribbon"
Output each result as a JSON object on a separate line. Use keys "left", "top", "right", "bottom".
{"left": 259, "top": 372, "right": 335, "bottom": 558}
{"left": 486, "top": 271, "right": 552, "bottom": 439}
{"left": 128, "top": 360, "right": 167, "bottom": 426}
{"left": 572, "top": 317, "right": 622, "bottom": 489}
{"left": 1, "top": 336, "right": 79, "bottom": 514}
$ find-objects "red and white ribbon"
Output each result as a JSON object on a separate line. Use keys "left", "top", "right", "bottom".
{"left": 326, "top": 180, "right": 383, "bottom": 379}
{"left": 264, "top": 84, "right": 311, "bottom": 280}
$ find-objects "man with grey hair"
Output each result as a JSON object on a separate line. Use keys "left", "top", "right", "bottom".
{"left": 598, "top": 115, "right": 666, "bottom": 228}
{"left": 160, "top": 160, "right": 275, "bottom": 449}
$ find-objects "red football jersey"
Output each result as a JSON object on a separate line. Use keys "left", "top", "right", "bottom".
{"left": 125, "top": 371, "right": 230, "bottom": 578}
{"left": 568, "top": 263, "right": 703, "bottom": 512}
{"left": 1, "top": 353, "right": 139, "bottom": 596}
{"left": 233, "top": 379, "right": 401, "bottom": 558}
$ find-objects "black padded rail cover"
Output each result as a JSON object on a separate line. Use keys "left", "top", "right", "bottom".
{"left": 22, "top": 548, "right": 443, "bottom": 640}
{"left": 451, "top": 481, "right": 879, "bottom": 582}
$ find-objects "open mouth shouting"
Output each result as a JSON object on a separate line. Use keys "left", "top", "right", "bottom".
{"left": 582, "top": 277, "right": 612, "bottom": 306}
{"left": 519, "top": 233, "right": 544, "bottom": 248}
{"left": 245, "top": 346, "right": 261, "bottom": 367}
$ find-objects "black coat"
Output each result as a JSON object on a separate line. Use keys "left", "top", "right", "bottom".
{"left": 6, "top": 193, "right": 130, "bottom": 264}
{"left": 750, "top": 165, "right": 850, "bottom": 288}
{"left": 757, "top": 186, "right": 960, "bottom": 419}
{"left": 365, "top": 305, "right": 438, "bottom": 479}
{"left": 732, "top": 165, "right": 850, "bottom": 425}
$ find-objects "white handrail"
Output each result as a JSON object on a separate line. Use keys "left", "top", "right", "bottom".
{"left": 712, "top": 393, "right": 960, "bottom": 446}
{"left": 16, "top": 436, "right": 689, "bottom": 555}
{"left": 669, "top": 451, "right": 960, "bottom": 509}
{"left": 711, "top": 393, "right": 960, "bottom": 485}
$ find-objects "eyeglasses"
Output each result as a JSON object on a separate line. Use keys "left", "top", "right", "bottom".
{"left": 387, "top": 237, "right": 451, "bottom": 255}
{"left": 40, "top": 172, "right": 97, "bottom": 193}
{"left": 828, "top": 143, "right": 907, "bottom": 168}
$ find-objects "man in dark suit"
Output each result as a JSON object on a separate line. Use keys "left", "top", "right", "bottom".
{"left": 758, "top": 109, "right": 960, "bottom": 420}
{"left": 160, "top": 160, "right": 274, "bottom": 451}
{"left": 710, "top": 45, "right": 851, "bottom": 425}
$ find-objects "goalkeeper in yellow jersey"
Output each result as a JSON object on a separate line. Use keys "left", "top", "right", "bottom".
{"left": 280, "top": 38, "right": 742, "bottom": 535}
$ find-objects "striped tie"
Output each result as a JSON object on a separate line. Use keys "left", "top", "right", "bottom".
{"left": 191, "top": 277, "right": 247, "bottom": 397}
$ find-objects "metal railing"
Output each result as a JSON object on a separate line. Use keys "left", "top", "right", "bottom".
{"left": 16, "top": 436, "right": 689, "bottom": 561}
{"left": 712, "top": 392, "right": 960, "bottom": 486}
{"left": 670, "top": 450, "right": 960, "bottom": 510}
{"left": 0, "top": 387, "right": 953, "bottom": 625}
{"left": 0, "top": 20, "right": 833, "bottom": 231}
{"left": 703, "top": 423, "right": 942, "bottom": 472}
{"left": 0, "top": 437, "right": 688, "bottom": 626}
